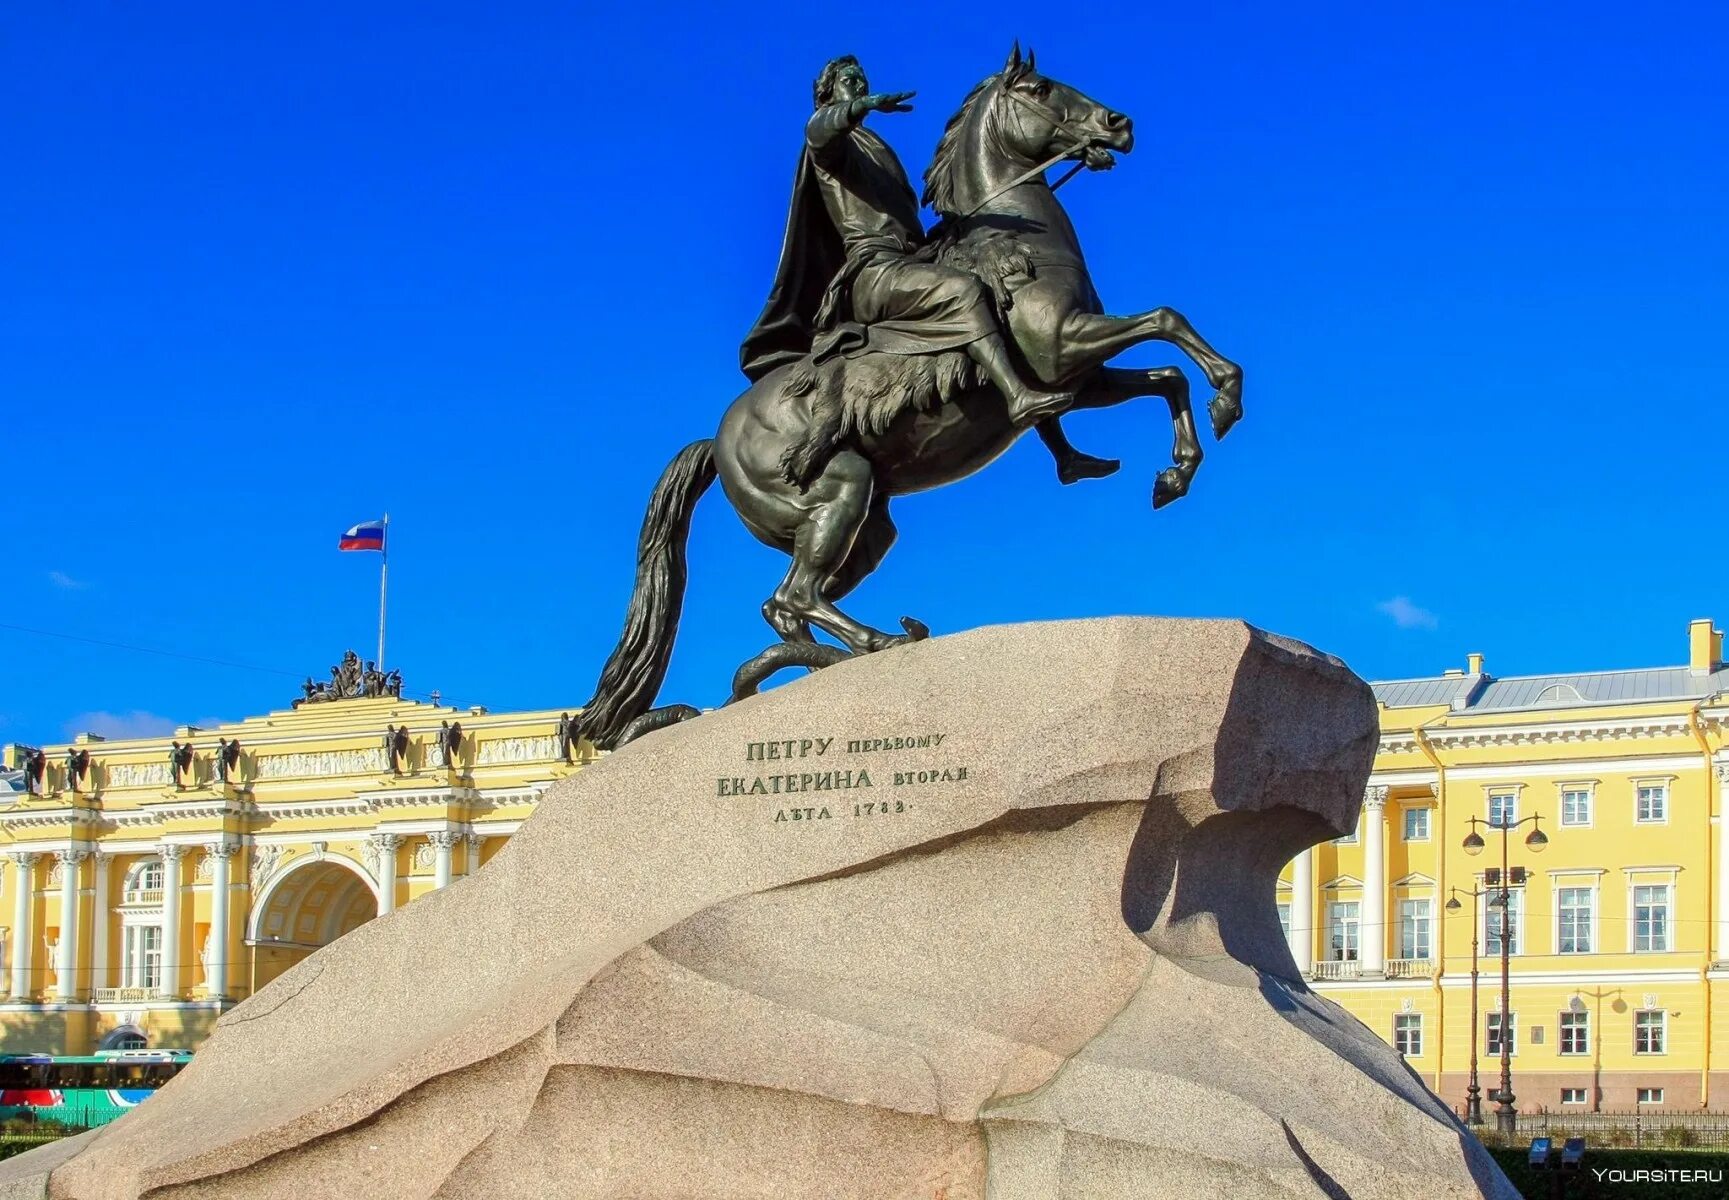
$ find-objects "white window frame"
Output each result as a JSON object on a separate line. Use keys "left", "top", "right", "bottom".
{"left": 1555, "top": 884, "right": 1596, "bottom": 955}
{"left": 1634, "top": 1009, "right": 1667, "bottom": 1055}
{"left": 1393, "top": 1013, "right": 1423, "bottom": 1057}
{"left": 122, "top": 859, "right": 164, "bottom": 904}
{"left": 1277, "top": 901, "right": 1291, "bottom": 941}
{"left": 1326, "top": 900, "right": 1361, "bottom": 962}
{"left": 1487, "top": 790, "right": 1519, "bottom": 829}
{"left": 1637, "top": 1087, "right": 1665, "bottom": 1105}
{"left": 1558, "top": 1010, "right": 1590, "bottom": 1056}
{"left": 1560, "top": 1087, "right": 1587, "bottom": 1105}
{"left": 1630, "top": 883, "right": 1673, "bottom": 953}
{"left": 1633, "top": 779, "right": 1670, "bottom": 825}
{"left": 1402, "top": 806, "right": 1430, "bottom": 843}
{"left": 121, "top": 922, "right": 163, "bottom": 991}
{"left": 1486, "top": 1011, "right": 1518, "bottom": 1057}
{"left": 1557, "top": 782, "right": 1595, "bottom": 829}
{"left": 1397, "top": 897, "right": 1433, "bottom": 960}
{"left": 1483, "top": 887, "right": 1523, "bottom": 957}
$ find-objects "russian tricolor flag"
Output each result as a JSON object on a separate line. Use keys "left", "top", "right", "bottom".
{"left": 339, "top": 519, "right": 387, "bottom": 553}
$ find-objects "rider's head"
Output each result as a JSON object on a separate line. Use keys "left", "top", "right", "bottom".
{"left": 814, "top": 56, "right": 868, "bottom": 109}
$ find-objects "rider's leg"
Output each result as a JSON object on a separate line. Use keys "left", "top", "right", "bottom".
{"left": 966, "top": 331, "right": 1077, "bottom": 427}
{"left": 1035, "top": 417, "right": 1120, "bottom": 485}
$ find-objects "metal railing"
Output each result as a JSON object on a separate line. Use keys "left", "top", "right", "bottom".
{"left": 1475, "top": 1110, "right": 1729, "bottom": 1151}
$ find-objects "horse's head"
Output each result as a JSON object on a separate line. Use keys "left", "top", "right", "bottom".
{"left": 924, "top": 44, "right": 1134, "bottom": 217}
{"left": 994, "top": 43, "right": 1133, "bottom": 170}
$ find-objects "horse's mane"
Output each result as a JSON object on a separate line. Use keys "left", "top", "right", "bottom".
{"left": 922, "top": 74, "right": 998, "bottom": 216}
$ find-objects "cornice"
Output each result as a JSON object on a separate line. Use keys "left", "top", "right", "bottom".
{"left": 1417, "top": 714, "right": 1696, "bottom": 751}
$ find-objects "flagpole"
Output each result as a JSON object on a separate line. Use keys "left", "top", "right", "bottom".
{"left": 377, "top": 513, "right": 389, "bottom": 669}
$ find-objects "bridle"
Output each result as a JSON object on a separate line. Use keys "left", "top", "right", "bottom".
{"left": 955, "top": 80, "right": 1112, "bottom": 221}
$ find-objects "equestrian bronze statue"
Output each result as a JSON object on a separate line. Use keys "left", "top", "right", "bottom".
{"left": 576, "top": 45, "right": 1244, "bottom": 749}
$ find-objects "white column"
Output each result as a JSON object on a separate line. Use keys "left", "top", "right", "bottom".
{"left": 90, "top": 852, "right": 111, "bottom": 994}
{"left": 1716, "top": 765, "right": 1729, "bottom": 963}
{"left": 8, "top": 853, "right": 40, "bottom": 1001}
{"left": 1362, "top": 787, "right": 1388, "bottom": 977}
{"left": 428, "top": 832, "right": 457, "bottom": 890}
{"left": 53, "top": 848, "right": 88, "bottom": 1002}
{"left": 370, "top": 834, "right": 401, "bottom": 915}
{"left": 157, "top": 845, "right": 186, "bottom": 1000}
{"left": 205, "top": 842, "right": 236, "bottom": 999}
{"left": 1289, "top": 846, "right": 1314, "bottom": 976}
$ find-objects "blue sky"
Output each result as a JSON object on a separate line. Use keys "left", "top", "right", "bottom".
{"left": 3, "top": 2, "right": 1725, "bottom": 747}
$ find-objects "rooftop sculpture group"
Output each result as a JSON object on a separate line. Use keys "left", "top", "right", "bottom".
{"left": 572, "top": 45, "right": 1244, "bottom": 748}
{"left": 298, "top": 650, "right": 402, "bottom": 705}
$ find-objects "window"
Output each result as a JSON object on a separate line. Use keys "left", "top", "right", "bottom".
{"left": 1635, "top": 783, "right": 1668, "bottom": 824}
{"left": 1485, "top": 890, "right": 1522, "bottom": 956}
{"left": 1559, "top": 1011, "right": 1590, "bottom": 1055}
{"left": 1403, "top": 808, "right": 1430, "bottom": 842}
{"left": 1635, "top": 1010, "right": 1666, "bottom": 1055}
{"left": 1487, "top": 1012, "right": 1517, "bottom": 1057}
{"left": 1398, "top": 898, "right": 1432, "bottom": 960}
{"left": 1638, "top": 1088, "right": 1665, "bottom": 1105}
{"left": 121, "top": 925, "right": 162, "bottom": 990}
{"left": 1488, "top": 792, "right": 1518, "bottom": 828}
{"left": 1393, "top": 1013, "right": 1423, "bottom": 1057}
{"left": 1278, "top": 902, "right": 1291, "bottom": 941}
{"left": 1561, "top": 1088, "right": 1587, "bottom": 1105}
{"left": 124, "top": 860, "right": 164, "bottom": 902}
{"left": 1560, "top": 789, "right": 1592, "bottom": 827}
{"left": 1557, "top": 887, "right": 1594, "bottom": 954}
{"left": 1327, "top": 901, "right": 1360, "bottom": 961}
{"left": 1632, "top": 885, "right": 1672, "bottom": 952}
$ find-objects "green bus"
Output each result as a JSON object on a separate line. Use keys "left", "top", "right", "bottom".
{"left": 0, "top": 1051, "right": 191, "bottom": 1129}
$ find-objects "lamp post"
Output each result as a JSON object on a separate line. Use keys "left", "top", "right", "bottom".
{"left": 1461, "top": 811, "right": 1548, "bottom": 1136}
{"left": 1445, "top": 884, "right": 1491, "bottom": 1126}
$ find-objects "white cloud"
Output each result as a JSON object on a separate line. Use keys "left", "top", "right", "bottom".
{"left": 62, "top": 710, "right": 182, "bottom": 740}
{"left": 1377, "top": 596, "right": 1439, "bottom": 631}
{"left": 47, "top": 570, "right": 89, "bottom": 590}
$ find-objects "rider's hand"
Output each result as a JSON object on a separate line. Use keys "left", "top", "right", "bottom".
{"left": 861, "top": 90, "right": 916, "bottom": 115}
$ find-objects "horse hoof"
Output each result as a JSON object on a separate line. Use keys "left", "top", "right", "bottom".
{"left": 1208, "top": 389, "right": 1243, "bottom": 440}
{"left": 1152, "top": 467, "right": 1187, "bottom": 510}
{"left": 900, "top": 616, "right": 931, "bottom": 641}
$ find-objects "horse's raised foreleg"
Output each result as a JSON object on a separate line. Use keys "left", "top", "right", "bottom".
{"left": 1025, "top": 305, "right": 1244, "bottom": 441}
{"left": 1074, "top": 367, "right": 1203, "bottom": 508}
{"left": 769, "top": 450, "right": 915, "bottom": 655}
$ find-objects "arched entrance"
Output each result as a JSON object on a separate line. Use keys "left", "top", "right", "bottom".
{"left": 248, "top": 856, "right": 379, "bottom": 992}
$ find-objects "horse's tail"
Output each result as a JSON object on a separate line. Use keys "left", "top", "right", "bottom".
{"left": 575, "top": 439, "right": 716, "bottom": 750}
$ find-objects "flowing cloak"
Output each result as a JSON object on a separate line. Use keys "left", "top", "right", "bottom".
{"left": 739, "top": 108, "right": 994, "bottom": 383}
{"left": 738, "top": 142, "right": 846, "bottom": 382}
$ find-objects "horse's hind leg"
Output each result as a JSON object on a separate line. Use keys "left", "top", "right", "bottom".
{"left": 769, "top": 450, "right": 909, "bottom": 655}
{"left": 823, "top": 495, "right": 897, "bottom": 602}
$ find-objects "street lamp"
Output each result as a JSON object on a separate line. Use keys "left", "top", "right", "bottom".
{"left": 1445, "top": 884, "right": 1490, "bottom": 1126}
{"left": 1462, "top": 812, "right": 1547, "bottom": 1136}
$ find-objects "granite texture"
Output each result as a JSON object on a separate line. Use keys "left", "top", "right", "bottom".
{"left": 0, "top": 618, "right": 1517, "bottom": 1199}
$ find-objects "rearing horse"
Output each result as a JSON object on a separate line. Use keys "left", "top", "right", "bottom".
{"left": 575, "top": 47, "right": 1244, "bottom": 749}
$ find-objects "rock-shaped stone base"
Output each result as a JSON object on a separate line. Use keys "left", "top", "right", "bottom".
{"left": 0, "top": 619, "right": 1516, "bottom": 1199}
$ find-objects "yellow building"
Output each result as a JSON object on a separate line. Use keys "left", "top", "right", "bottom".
{"left": 8, "top": 625, "right": 1729, "bottom": 1121}
{"left": 0, "top": 657, "right": 591, "bottom": 1053}
{"left": 1284, "top": 618, "right": 1729, "bottom": 1114}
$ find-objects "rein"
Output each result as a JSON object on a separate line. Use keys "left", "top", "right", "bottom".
{"left": 954, "top": 86, "right": 1102, "bottom": 221}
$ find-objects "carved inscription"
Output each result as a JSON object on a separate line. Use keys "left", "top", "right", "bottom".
{"left": 721, "top": 731, "right": 969, "bottom": 824}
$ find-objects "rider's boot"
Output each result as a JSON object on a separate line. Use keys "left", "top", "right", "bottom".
{"left": 1036, "top": 417, "right": 1121, "bottom": 485}
{"left": 968, "top": 334, "right": 1077, "bottom": 428}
